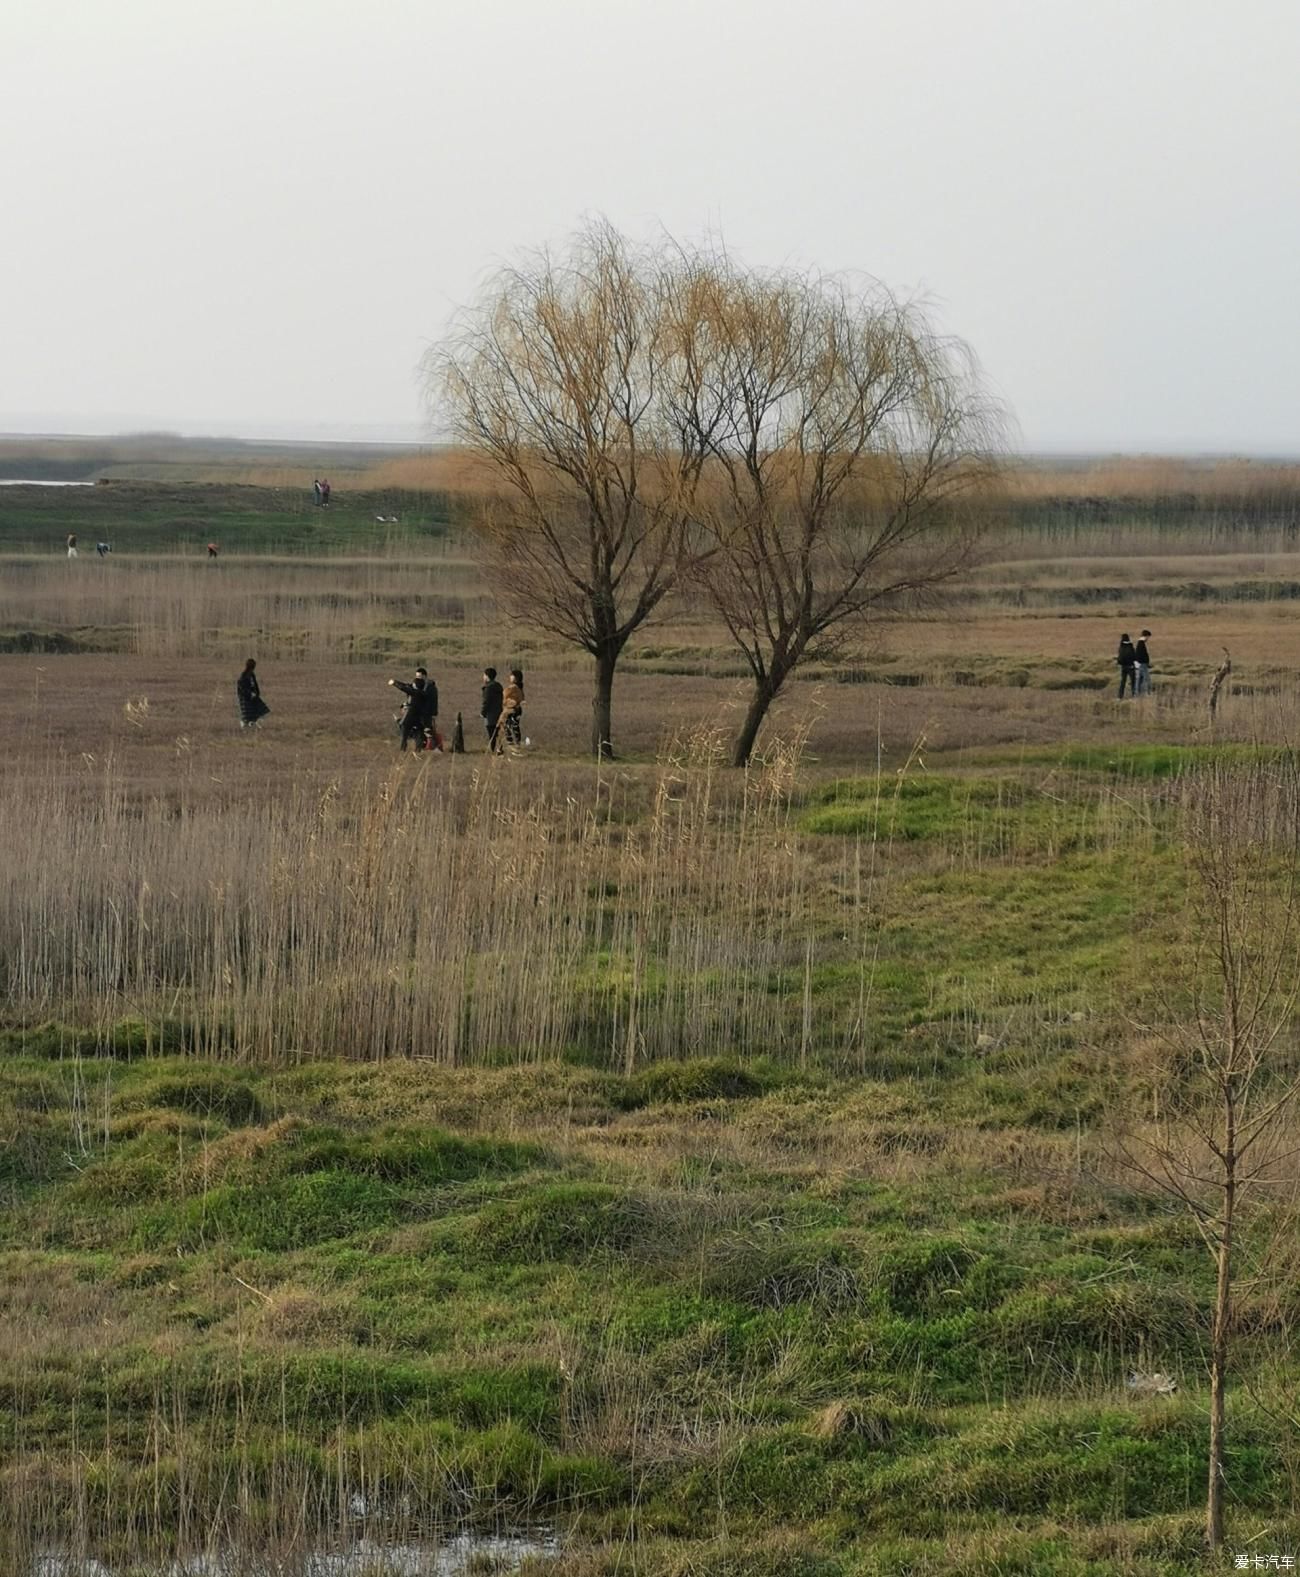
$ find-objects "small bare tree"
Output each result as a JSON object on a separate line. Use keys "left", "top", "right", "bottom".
{"left": 429, "top": 222, "right": 713, "bottom": 758}
{"left": 669, "top": 260, "right": 1001, "bottom": 767}
{"left": 1115, "top": 759, "right": 1300, "bottom": 1551}
{"left": 1208, "top": 647, "right": 1232, "bottom": 724}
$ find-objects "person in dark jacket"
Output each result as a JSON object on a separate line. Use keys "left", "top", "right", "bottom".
{"left": 481, "top": 667, "right": 504, "bottom": 751}
{"left": 388, "top": 668, "right": 429, "bottom": 751}
{"left": 236, "top": 658, "right": 268, "bottom": 728}
{"left": 1134, "top": 629, "right": 1153, "bottom": 696}
{"left": 1116, "top": 634, "right": 1137, "bottom": 699}
{"left": 420, "top": 671, "right": 440, "bottom": 749}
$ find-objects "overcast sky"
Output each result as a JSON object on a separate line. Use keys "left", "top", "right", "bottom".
{"left": 4, "top": 0, "right": 1298, "bottom": 452}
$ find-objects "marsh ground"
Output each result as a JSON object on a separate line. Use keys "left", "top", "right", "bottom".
{"left": 4, "top": 473, "right": 1300, "bottom": 1573}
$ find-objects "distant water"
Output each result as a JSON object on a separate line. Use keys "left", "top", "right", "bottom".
{"left": 0, "top": 479, "right": 95, "bottom": 487}
{"left": 32, "top": 1528, "right": 558, "bottom": 1574}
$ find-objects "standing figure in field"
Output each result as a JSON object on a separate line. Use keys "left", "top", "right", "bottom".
{"left": 388, "top": 667, "right": 429, "bottom": 751}
{"left": 1134, "top": 629, "right": 1153, "bottom": 696}
{"left": 1116, "top": 633, "right": 1137, "bottom": 699}
{"left": 501, "top": 668, "right": 525, "bottom": 747}
{"left": 481, "top": 666, "right": 504, "bottom": 752}
{"left": 312, "top": 478, "right": 322, "bottom": 507}
{"left": 320, "top": 478, "right": 332, "bottom": 507}
{"left": 420, "top": 669, "right": 440, "bottom": 750}
{"left": 237, "top": 658, "right": 269, "bottom": 729}
{"left": 66, "top": 533, "right": 78, "bottom": 559}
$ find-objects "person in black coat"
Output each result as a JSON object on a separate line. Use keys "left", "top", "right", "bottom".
{"left": 481, "top": 666, "right": 504, "bottom": 752}
{"left": 1116, "top": 634, "right": 1137, "bottom": 699}
{"left": 420, "top": 671, "right": 439, "bottom": 748}
{"left": 388, "top": 668, "right": 429, "bottom": 751}
{"left": 236, "top": 658, "right": 268, "bottom": 728}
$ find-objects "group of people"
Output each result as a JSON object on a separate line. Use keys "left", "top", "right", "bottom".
{"left": 388, "top": 663, "right": 527, "bottom": 753}
{"left": 235, "top": 632, "right": 1165, "bottom": 740}
{"left": 388, "top": 667, "right": 442, "bottom": 751}
{"left": 1116, "top": 630, "right": 1154, "bottom": 698}
{"left": 68, "top": 533, "right": 114, "bottom": 557}
{"left": 237, "top": 659, "right": 527, "bottom": 754}
{"left": 66, "top": 534, "right": 211, "bottom": 559}
{"left": 312, "top": 479, "right": 332, "bottom": 507}
{"left": 480, "top": 666, "right": 526, "bottom": 752}
{"left": 67, "top": 534, "right": 114, "bottom": 558}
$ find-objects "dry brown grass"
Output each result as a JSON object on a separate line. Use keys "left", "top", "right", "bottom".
{"left": 5, "top": 495, "right": 1300, "bottom": 1572}
{"left": 1009, "top": 455, "right": 1300, "bottom": 503}
{"left": 3, "top": 644, "right": 1275, "bottom": 812}
{"left": 0, "top": 721, "right": 827, "bottom": 1067}
{"left": 182, "top": 450, "right": 485, "bottom": 490}
{"left": 257, "top": 448, "right": 1300, "bottom": 518}
{"left": 214, "top": 447, "right": 1300, "bottom": 507}
{"left": 196, "top": 449, "right": 491, "bottom": 492}
{"left": 6, "top": 521, "right": 1300, "bottom": 1071}
{"left": 0, "top": 551, "right": 493, "bottom": 661}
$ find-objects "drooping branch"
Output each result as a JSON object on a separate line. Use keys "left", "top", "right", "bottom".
{"left": 428, "top": 222, "right": 718, "bottom": 756}
{"left": 677, "top": 259, "right": 1003, "bottom": 764}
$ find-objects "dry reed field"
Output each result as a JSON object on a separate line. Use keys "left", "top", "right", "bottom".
{"left": 7, "top": 728, "right": 1300, "bottom": 1576}
{"left": 6, "top": 470, "right": 1300, "bottom": 1574}
{"left": 0, "top": 552, "right": 490, "bottom": 662}
{"left": 1, "top": 727, "right": 827, "bottom": 1069}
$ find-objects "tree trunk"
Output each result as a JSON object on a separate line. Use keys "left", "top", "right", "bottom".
{"left": 731, "top": 677, "right": 779, "bottom": 768}
{"left": 1206, "top": 1174, "right": 1235, "bottom": 1551}
{"left": 592, "top": 646, "right": 618, "bottom": 760}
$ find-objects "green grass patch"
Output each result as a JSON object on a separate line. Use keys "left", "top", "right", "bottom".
{"left": 0, "top": 482, "right": 453, "bottom": 552}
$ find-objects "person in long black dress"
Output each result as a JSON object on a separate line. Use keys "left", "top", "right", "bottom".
{"left": 237, "top": 658, "right": 268, "bottom": 728}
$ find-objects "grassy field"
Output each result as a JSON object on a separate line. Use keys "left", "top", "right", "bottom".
{"left": 0, "top": 480, "right": 453, "bottom": 555}
{"left": 4, "top": 465, "right": 1300, "bottom": 1573}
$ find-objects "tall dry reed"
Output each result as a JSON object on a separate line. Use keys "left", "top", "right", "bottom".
{"left": 0, "top": 554, "right": 494, "bottom": 662}
{"left": 0, "top": 733, "right": 827, "bottom": 1068}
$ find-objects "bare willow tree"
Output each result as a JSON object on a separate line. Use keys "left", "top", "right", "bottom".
{"left": 429, "top": 222, "right": 713, "bottom": 758}
{"left": 667, "top": 259, "right": 1001, "bottom": 767}
{"left": 1115, "top": 759, "right": 1300, "bottom": 1551}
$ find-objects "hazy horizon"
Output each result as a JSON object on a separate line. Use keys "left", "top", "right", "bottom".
{"left": 5, "top": 0, "right": 1299, "bottom": 453}
{"left": 6, "top": 425, "right": 1300, "bottom": 464}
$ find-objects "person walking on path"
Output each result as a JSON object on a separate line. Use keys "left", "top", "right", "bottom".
{"left": 501, "top": 668, "right": 525, "bottom": 746}
{"left": 388, "top": 667, "right": 430, "bottom": 751}
{"left": 1116, "top": 633, "right": 1137, "bottom": 699}
{"left": 1134, "top": 630, "right": 1153, "bottom": 696}
{"left": 66, "top": 534, "right": 78, "bottom": 559}
{"left": 236, "top": 658, "right": 269, "bottom": 728}
{"left": 481, "top": 667, "right": 504, "bottom": 752}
